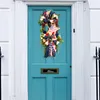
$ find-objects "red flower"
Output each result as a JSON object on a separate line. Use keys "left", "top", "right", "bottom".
{"left": 52, "top": 32, "right": 54, "bottom": 35}
{"left": 42, "top": 23, "right": 45, "bottom": 27}
{"left": 55, "top": 19, "right": 58, "bottom": 25}
{"left": 46, "top": 33, "right": 49, "bottom": 36}
{"left": 43, "top": 12, "right": 46, "bottom": 16}
{"left": 53, "top": 36, "right": 56, "bottom": 39}
{"left": 52, "top": 42, "right": 54, "bottom": 45}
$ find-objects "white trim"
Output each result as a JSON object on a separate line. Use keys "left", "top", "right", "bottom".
{"left": 26, "top": 1, "right": 74, "bottom": 5}
{"left": 15, "top": 1, "right": 28, "bottom": 100}
{"left": 83, "top": 2, "right": 91, "bottom": 100}
{"left": 9, "top": 1, "right": 16, "bottom": 100}
{"left": 14, "top": 1, "right": 90, "bottom": 100}
{"left": 24, "top": 0, "right": 86, "bottom": 1}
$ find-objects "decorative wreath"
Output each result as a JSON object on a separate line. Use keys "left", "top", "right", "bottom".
{"left": 38, "top": 10, "right": 63, "bottom": 58}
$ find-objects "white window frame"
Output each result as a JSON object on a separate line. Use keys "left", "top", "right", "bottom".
{"left": 12, "top": 1, "right": 91, "bottom": 100}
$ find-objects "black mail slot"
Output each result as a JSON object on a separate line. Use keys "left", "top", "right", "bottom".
{"left": 41, "top": 68, "right": 59, "bottom": 74}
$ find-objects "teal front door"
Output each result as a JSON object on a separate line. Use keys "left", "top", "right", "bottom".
{"left": 28, "top": 6, "right": 71, "bottom": 100}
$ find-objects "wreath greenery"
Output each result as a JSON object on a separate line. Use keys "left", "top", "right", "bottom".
{"left": 38, "top": 10, "right": 63, "bottom": 58}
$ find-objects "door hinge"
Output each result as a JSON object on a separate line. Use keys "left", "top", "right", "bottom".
{"left": 73, "top": 29, "right": 75, "bottom": 33}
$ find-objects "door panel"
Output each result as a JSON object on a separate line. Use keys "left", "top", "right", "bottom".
{"left": 53, "top": 78, "right": 68, "bottom": 100}
{"left": 28, "top": 6, "right": 71, "bottom": 100}
{"left": 32, "top": 78, "right": 46, "bottom": 100}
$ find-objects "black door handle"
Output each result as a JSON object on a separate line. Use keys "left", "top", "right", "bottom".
{"left": 98, "top": 48, "right": 100, "bottom": 100}
{"left": 0, "top": 47, "right": 4, "bottom": 100}
{"left": 93, "top": 47, "right": 99, "bottom": 100}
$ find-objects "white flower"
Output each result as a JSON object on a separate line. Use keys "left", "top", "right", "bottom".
{"left": 59, "top": 35, "right": 61, "bottom": 37}
{"left": 56, "top": 41, "right": 60, "bottom": 45}
{"left": 41, "top": 37, "right": 43, "bottom": 39}
{"left": 43, "top": 34, "right": 46, "bottom": 37}
{"left": 50, "top": 20, "right": 54, "bottom": 23}
{"left": 52, "top": 14, "right": 58, "bottom": 19}
{"left": 40, "top": 16, "right": 45, "bottom": 21}
{"left": 46, "top": 10, "right": 51, "bottom": 16}
{"left": 43, "top": 39, "right": 46, "bottom": 42}
{"left": 45, "top": 41, "right": 49, "bottom": 45}
{"left": 56, "top": 27, "right": 60, "bottom": 30}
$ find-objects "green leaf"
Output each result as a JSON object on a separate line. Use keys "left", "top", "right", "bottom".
{"left": 40, "top": 28, "right": 43, "bottom": 32}
{"left": 38, "top": 21, "right": 40, "bottom": 23}
{"left": 58, "top": 14, "right": 60, "bottom": 16}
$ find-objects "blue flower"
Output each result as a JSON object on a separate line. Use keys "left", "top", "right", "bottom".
{"left": 56, "top": 32, "right": 59, "bottom": 37}
{"left": 43, "top": 19, "right": 48, "bottom": 23}
{"left": 50, "top": 11, "right": 55, "bottom": 17}
{"left": 43, "top": 36, "right": 48, "bottom": 39}
{"left": 43, "top": 30, "right": 46, "bottom": 34}
{"left": 53, "top": 40, "right": 57, "bottom": 45}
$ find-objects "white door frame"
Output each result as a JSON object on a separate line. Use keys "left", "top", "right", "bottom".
{"left": 13, "top": 1, "right": 90, "bottom": 100}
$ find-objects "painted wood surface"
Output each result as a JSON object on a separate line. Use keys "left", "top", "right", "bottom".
{"left": 28, "top": 6, "right": 71, "bottom": 100}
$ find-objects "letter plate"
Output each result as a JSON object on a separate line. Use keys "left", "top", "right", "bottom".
{"left": 41, "top": 68, "right": 59, "bottom": 74}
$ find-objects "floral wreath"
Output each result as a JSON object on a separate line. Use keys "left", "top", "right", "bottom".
{"left": 38, "top": 10, "right": 63, "bottom": 58}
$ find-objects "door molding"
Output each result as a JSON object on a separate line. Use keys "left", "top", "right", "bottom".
{"left": 14, "top": 1, "right": 90, "bottom": 100}
{"left": 14, "top": 0, "right": 87, "bottom": 2}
